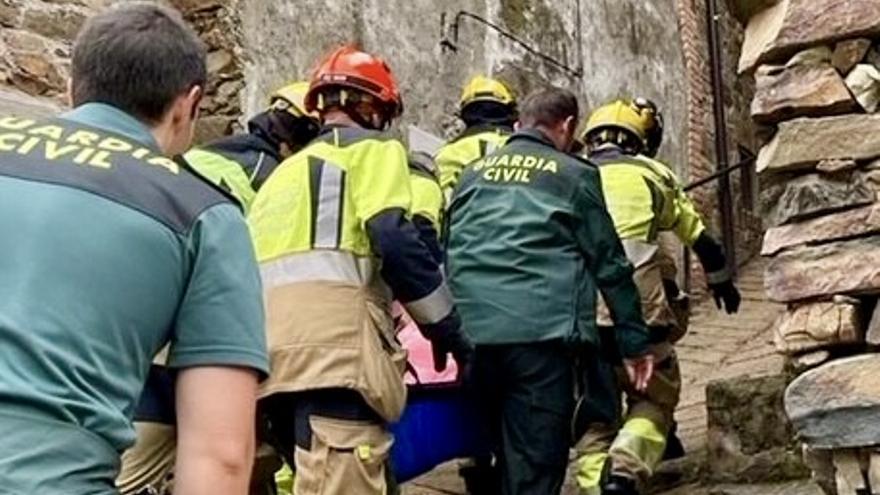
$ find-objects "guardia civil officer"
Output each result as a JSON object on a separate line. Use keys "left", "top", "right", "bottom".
{"left": 573, "top": 98, "right": 740, "bottom": 495}
{"left": 248, "top": 46, "right": 473, "bottom": 495}
{"left": 0, "top": 3, "right": 267, "bottom": 494}
{"left": 435, "top": 76, "right": 517, "bottom": 202}
{"left": 446, "top": 87, "right": 654, "bottom": 495}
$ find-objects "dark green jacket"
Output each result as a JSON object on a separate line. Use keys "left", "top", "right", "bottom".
{"left": 446, "top": 129, "right": 649, "bottom": 356}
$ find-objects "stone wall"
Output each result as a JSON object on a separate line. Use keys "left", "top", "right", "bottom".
{"left": 732, "top": 0, "right": 880, "bottom": 491}
{"left": 0, "top": 0, "right": 243, "bottom": 141}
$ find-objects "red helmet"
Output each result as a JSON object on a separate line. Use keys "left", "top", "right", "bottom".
{"left": 305, "top": 45, "right": 403, "bottom": 118}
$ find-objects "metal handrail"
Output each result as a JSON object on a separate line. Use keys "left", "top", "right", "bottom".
{"left": 440, "top": 10, "right": 584, "bottom": 78}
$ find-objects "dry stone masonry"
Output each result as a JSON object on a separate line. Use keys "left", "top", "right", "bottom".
{"left": 735, "top": 0, "right": 880, "bottom": 492}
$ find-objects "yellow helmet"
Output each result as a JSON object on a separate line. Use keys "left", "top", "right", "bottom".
{"left": 459, "top": 76, "right": 516, "bottom": 110}
{"left": 582, "top": 99, "right": 655, "bottom": 147}
{"left": 270, "top": 81, "right": 319, "bottom": 121}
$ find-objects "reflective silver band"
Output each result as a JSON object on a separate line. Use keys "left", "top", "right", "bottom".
{"left": 621, "top": 239, "right": 659, "bottom": 269}
{"left": 314, "top": 164, "right": 343, "bottom": 249}
{"left": 405, "top": 283, "right": 454, "bottom": 325}
{"left": 706, "top": 267, "right": 732, "bottom": 285}
{"left": 260, "top": 250, "right": 375, "bottom": 288}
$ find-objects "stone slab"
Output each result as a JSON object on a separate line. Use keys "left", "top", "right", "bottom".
{"left": 845, "top": 63, "right": 880, "bottom": 113}
{"left": 751, "top": 60, "right": 856, "bottom": 125}
{"left": 765, "top": 236, "right": 880, "bottom": 302}
{"left": 773, "top": 299, "right": 862, "bottom": 355}
{"left": 759, "top": 172, "right": 874, "bottom": 227}
{"left": 740, "top": 0, "right": 880, "bottom": 73}
{"left": 832, "top": 38, "right": 872, "bottom": 74}
{"left": 785, "top": 354, "right": 880, "bottom": 449}
{"left": 762, "top": 203, "right": 880, "bottom": 256}
{"left": 757, "top": 114, "right": 880, "bottom": 174}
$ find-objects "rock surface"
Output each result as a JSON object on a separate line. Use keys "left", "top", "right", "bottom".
{"left": 725, "top": 0, "right": 780, "bottom": 24}
{"left": 865, "top": 302, "right": 880, "bottom": 345}
{"left": 831, "top": 38, "right": 872, "bottom": 74}
{"left": 757, "top": 114, "right": 880, "bottom": 173}
{"left": 739, "top": 0, "right": 880, "bottom": 73}
{"left": 785, "top": 354, "right": 880, "bottom": 449}
{"left": 751, "top": 57, "right": 856, "bottom": 124}
{"left": 765, "top": 236, "right": 880, "bottom": 302}
{"left": 706, "top": 374, "right": 809, "bottom": 483}
{"left": 759, "top": 172, "right": 873, "bottom": 227}
{"left": 845, "top": 63, "right": 880, "bottom": 113}
{"left": 762, "top": 203, "right": 880, "bottom": 256}
{"left": 773, "top": 299, "right": 863, "bottom": 355}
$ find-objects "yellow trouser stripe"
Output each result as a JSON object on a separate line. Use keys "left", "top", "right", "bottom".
{"left": 575, "top": 452, "right": 607, "bottom": 494}
{"left": 611, "top": 417, "right": 667, "bottom": 473}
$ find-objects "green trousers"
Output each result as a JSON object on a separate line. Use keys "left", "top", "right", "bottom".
{"left": 470, "top": 340, "right": 575, "bottom": 495}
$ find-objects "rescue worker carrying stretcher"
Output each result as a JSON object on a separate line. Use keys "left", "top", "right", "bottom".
{"left": 435, "top": 76, "right": 517, "bottom": 202}
{"left": 248, "top": 45, "right": 473, "bottom": 495}
{"left": 117, "top": 80, "right": 321, "bottom": 495}
{"left": 573, "top": 98, "right": 741, "bottom": 495}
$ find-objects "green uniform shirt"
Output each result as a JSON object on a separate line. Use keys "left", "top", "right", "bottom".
{"left": 447, "top": 130, "right": 648, "bottom": 353}
{"left": 0, "top": 103, "right": 268, "bottom": 494}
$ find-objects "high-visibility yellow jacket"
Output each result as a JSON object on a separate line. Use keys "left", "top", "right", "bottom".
{"left": 184, "top": 133, "right": 284, "bottom": 213}
{"left": 435, "top": 124, "right": 511, "bottom": 202}
{"left": 409, "top": 151, "right": 443, "bottom": 225}
{"left": 589, "top": 148, "right": 705, "bottom": 247}
{"left": 248, "top": 126, "right": 457, "bottom": 421}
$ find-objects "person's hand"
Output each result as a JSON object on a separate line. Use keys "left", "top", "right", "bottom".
{"left": 623, "top": 354, "right": 654, "bottom": 393}
{"left": 709, "top": 279, "right": 741, "bottom": 314}
{"left": 431, "top": 330, "right": 475, "bottom": 379}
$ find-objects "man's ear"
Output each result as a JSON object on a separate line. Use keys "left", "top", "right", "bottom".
{"left": 562, "top": 115, "right": 576, "bottom": 136}
{"left": 183, "top": 85, "right": 203, "bottom": 121}
{"left": 513, "top": 120, "right": 522, "bottom": 131}
{"left": 65, "top": 79, "right": 74, "bottom": 108}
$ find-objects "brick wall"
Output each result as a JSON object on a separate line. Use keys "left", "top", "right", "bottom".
{"left": 676, "top": 0, "right": 760, "bottom": 292}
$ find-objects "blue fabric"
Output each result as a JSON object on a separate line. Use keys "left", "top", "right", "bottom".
{"left": 390, "top": 388, "right": 489, "bottom": 482}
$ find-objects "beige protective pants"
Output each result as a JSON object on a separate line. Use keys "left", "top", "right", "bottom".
{"left": 575, "top": 344, "right": 682, "bottom": 494}
{"left": 117, "top": 422, "right": 176, "bottom": 495}
{"left": 293, "top": 415, "right": 393, "bottom": 495}
{"left": 117, "top": 422, "right": 283, "bottom": 495}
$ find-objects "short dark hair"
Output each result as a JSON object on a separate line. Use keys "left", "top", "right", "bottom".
{"left": 518, "top": 87, "right": 579, "bottom": 129}
{"left": 71, "top": 2, "right": 207, "bottom": 123}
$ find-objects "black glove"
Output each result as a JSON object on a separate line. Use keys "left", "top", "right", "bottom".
{"left": 709, "top": 279, "right": 741, "bottom": 314}
{"left": 431, "top": 329, "right": 475, "bottom": 379}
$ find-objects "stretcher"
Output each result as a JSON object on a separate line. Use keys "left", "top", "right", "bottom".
{"left": 390, "top": 311, "right": 489, "bottom": 482}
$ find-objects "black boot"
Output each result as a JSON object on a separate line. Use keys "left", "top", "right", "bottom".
{"left": 663, "top": 420, "right": 686, "bottom": 460}
{"left": 602, "top": 474, "right": 640, "bottom": 495}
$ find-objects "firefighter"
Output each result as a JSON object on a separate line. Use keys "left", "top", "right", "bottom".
{"left": 249, "top": 46, "right": 473, "bottom": 495}
{"left": 117, "top": 81, "right": 319, "bottom": 495}
{"left": 573, "top": 98, "right": 741, "bottom": 495}
{"left": 0, "top": 4, "right": 267, "bottom": 494}
{"left": 185, "top": 81, "right": 321, "bottom": 211}
{"left": 446, "top": 87, "right": 654, "bottom": 495}
{"left": 435, "top": 75, "right": 517, "bottom": 201}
